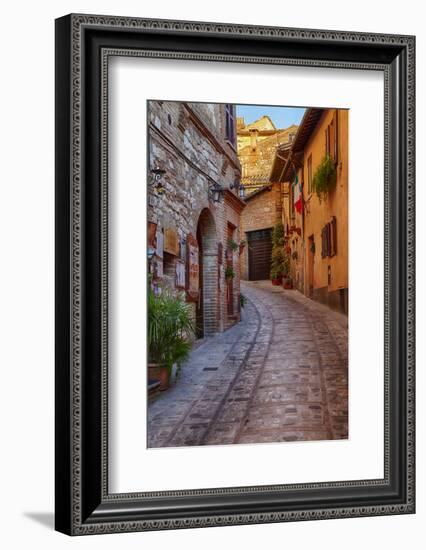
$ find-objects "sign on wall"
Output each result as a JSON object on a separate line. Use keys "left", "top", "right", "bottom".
{"left": 164, "top": 228, "right": 179, "bottom": 256}
{"left": 148, "top": 221, "right": 157, "bottom": 247}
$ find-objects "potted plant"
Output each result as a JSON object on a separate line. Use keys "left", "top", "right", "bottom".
{"left": 283, "top": 277, "right": 293, "bottom": 290}
{"left": 225, "top": 265, "right": 235, "bottom": 279}
{"left": 270, "top": 221, "right": 285, "bottom": 285}
{"left": 270, "top": 249, "right": 285, "bottom": 285}
{"left": 148, "top": 283, "right": 195, "bottom": 390}
{"left": 239, "top": 293, "right": 247, "bottom": 308}
{"left": 281, "top": 255, "right": 293, "bottom": 289}
{"left": 312, "top": 154, "right": 337, "bottom": 202}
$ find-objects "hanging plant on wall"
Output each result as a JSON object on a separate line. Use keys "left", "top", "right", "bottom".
{"left": 312, "top": 154, "right": 337, "bottom": 202}
{"left": 225, "top": 265, "right": 235, "bottom": 279}
{"left": 227, "top": 239, "right": 239, "bottom": 252}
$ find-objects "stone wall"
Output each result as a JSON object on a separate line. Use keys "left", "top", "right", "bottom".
{"left": 148, "top": 101, "right": 245, "bottom": 336}
{"left": 239, "top": 182, "right": 281, "bottom": 280}
{"left": 237, "top": 115, "right": 298, "bottom": 194}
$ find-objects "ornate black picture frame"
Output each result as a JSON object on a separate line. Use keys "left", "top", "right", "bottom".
{"left": 55, "top": 14, "right": 415, "bottom": 535}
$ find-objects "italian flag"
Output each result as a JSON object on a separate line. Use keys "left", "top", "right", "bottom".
{"left": 293, "top": 173, "right": 303, "bottom": 214}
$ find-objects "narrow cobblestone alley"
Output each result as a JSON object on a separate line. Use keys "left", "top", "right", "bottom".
{"left": 148, "top": 281, "right": 348, "bottom": 448}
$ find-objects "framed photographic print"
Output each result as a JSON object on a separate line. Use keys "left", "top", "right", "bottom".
{"left": 55, "top": 14, "right": 415, "bottom": 535}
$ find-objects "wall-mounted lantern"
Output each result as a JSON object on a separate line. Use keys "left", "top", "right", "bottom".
{"left": 230, "top": 178, "right": 245, "bottom": 199}
{"left": 150, "top": 166, "right": 166, "bottom": 195}
{"left": 147, "top": 246, "right": 155, "bottom": 261}
{"left": 208, "top": 182, "right": 225, "bottom": 203}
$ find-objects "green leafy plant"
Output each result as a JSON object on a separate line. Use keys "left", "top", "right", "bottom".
{"left": 225, "top": 265, "right": 235, "bottom": 279}
{"left": 312, "top": 154, "right": 337, "bottom": 202}
{"left": 272, "top": 221, "right": 285, "bottom": 247}
{"left": 270, "top": 221, "right": 288, "bottom": 280}
{"left": 239, "top": 293, "right": 247, "bottom": 308}
{"left": 283, "top": 255, "right": 290, "bottom": 276}
{"left": 227, "top": 239, "right": 239, "bottom": 251}
{"left": 270, "top": 247, "right": 285, "bottom": 279}
{"left": 148, "top": 284, "right": 195, "bottom": 373}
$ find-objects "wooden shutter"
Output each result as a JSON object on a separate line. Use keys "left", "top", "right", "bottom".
{"left": 334, "top": 110, "right": 339, "bottom": 163}
{"left": 321, "top": 226, "right": 326, "bottom": 258}
{"left": 329, "top": 118, "right": 336, "bottom": 162}
{"left": 322, "top": 222, "right": 335, "bottom": 258}
{"left": 330, "top": 216, "right": 337, "bottom": 256}
{"left": 327, "top": 222, "right": 331, "bottom": 256}
{"left": 225, "top": 104, "right": 235, "bottom": 144}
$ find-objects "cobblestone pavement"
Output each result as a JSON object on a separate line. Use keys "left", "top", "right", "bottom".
{"left": 147, "top": 280, "right": 348, "bottom": 447}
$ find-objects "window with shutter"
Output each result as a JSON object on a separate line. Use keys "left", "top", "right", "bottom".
{"left": 225, "top": 104, "right": 236, "bottom": 146}
{"left": 330, "top": 216, "right": 337, "bottom": 256}
{"left": 321, "top": 221, "right": 337, "bottom": 258}
{"left": 330, "top": 118, "right": 336, "bottom": 162}
{"left": 325, "top": 112, "right": 338, "bottom": 163}
{"left": 307, "top": 154, "right": 313, "bottom": 194}
{"left": 321, "top": 227, "right": 326, "bottom": 258}
{"left": 325, "top": 223, "right": 331, "bottom": 256}
{"left": 334, "top": 110, "right": 338, "bottom": 163}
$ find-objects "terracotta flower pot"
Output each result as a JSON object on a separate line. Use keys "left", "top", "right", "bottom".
{"left": 283, "top": 279, "right": 293, "bottom": 289}
{"left": 148, "top": 362, "right": 170, "bottom": 391}
{"left": 271, "top": 278, "right": 282, "bottom": 286}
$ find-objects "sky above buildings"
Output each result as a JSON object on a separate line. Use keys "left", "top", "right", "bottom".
{"left": 236, "top": 104, "right": 306, "bottom": 130}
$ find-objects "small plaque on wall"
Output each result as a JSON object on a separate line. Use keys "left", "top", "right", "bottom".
{"left": 164, "top": 228, "right": 179, "bottom": 256}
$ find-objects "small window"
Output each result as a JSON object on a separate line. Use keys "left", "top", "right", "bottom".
{"left": 325, "top": 111, "right": 338, "bottom": 163}
{"left": 225, "top": 104, "right": 236, "bottom": 146}
{"left": 307, "top": 154, "right": 313, "bottom": 195}
{"left": 330, "top": 216, "right": 337, "bottom": 256}
{"left": 321, "top": 217, "right": 337, "bottom": 258}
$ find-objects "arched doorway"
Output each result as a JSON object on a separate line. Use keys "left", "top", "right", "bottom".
{"left": 196, "top": 208, "right": 218, "bottom": 338}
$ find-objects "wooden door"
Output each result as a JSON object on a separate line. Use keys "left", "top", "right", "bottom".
{"left": 248, "top": 229, "right": 273, "bottom": 281}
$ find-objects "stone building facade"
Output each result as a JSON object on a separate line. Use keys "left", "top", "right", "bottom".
{"left": 237, "top": 115, "right": 297, "bottom": 195}
{"left": 148, "top": 101, "right": 245, "bottom": 337}
{"left": 239, "top": 183, "right": 282, "bottom": 281}
{"left": 237, "top": 115, "right": 297, "bottom": 281}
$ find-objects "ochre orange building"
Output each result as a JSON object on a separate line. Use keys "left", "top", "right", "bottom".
{"left": 277, "top": 108, "right": 349, "bottom": 314}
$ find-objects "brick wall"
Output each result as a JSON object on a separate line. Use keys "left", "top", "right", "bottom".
{"left": 239, "top": 182, "right": 281, "bottom": 280}
{"left": 148, "top": 101, "right": 245, "bottom": 336}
